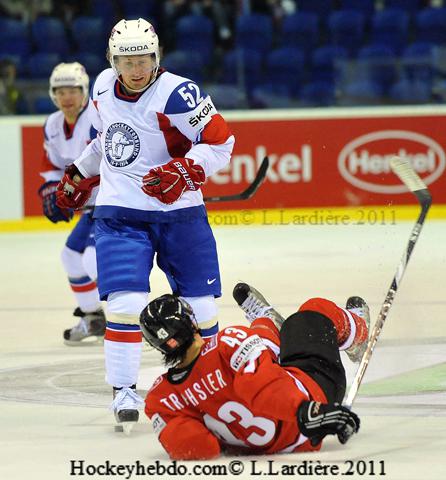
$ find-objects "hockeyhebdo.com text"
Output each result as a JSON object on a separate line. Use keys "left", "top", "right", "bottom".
{"left": 69, "top": 459, "right": 387, "bottom": 478}
{"left": 207, "top": 209, "right": 398, "bottom": 227}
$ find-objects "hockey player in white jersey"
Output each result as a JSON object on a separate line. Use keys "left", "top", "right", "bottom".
{"left": 56, "top": 19, "right": 235, "bottom": 432}
{"left": 38, "top": 62, "right": 105, "bottom": 345}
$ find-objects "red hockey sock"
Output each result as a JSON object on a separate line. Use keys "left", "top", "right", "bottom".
{"left": 345, "top": 310, "right": 368, "bottom": 348}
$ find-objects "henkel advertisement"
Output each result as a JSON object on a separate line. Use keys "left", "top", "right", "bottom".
{"left": 21, "top": 113, "right": 446, "bottom": 216}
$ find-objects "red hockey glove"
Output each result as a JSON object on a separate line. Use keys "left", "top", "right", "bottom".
{"left": 141, "top": 158, "right": 205, "bottom": 205}
{"left": 56, "top": 164, "right": 100, "bottom": 210}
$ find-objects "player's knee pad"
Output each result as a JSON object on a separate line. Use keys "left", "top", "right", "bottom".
{"left": 82, "top": 246, "right": 98, "bottom": 281}
{"left": 106, "top": 291, "right": 148, "bottom": 325}
{"left": 181, "top": 295, "right": 218, "bottom": 337}
{"left": 60, "top": 245, "right": 86, "bottom": 278}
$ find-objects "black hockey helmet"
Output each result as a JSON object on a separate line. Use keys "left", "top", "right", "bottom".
{"left": 140, "top": 294, "right": 198, "bottom": 361}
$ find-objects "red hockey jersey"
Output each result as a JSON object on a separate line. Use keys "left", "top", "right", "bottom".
{"left": 145, "top": 318, "right": 327, "bottom": 460}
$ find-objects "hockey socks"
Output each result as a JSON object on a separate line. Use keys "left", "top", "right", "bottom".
{"left": 104, "top": 322, "right": 143, "bottom": 387}
{"left": 297, "top": 298, "right": 368, "bottom": 352}
{"left": 68, "top": 275, "right": 101, "bottom": 313}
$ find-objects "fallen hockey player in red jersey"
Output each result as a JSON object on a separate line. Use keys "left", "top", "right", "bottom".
{"left": 141, "top": 283, "right": 369, "bottom": 460}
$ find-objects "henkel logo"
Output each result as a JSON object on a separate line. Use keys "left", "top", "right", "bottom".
{"left": 210, "top": 145, "right": 312, "bottom": 184}
{"left": 338, "top": 130, "right": 445, "bottom": 194}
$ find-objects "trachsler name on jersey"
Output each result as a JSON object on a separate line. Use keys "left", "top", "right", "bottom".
{"left": 145, "top": 320, "right": 327, "bottom": 458}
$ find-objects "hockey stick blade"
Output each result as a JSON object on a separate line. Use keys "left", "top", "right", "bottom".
{"left": 203, "top": 156, "right": 269, "bottom": 203}
{"left": 390, "top": 156, "right": 432, "bottom": 212}
{"left": 344, "top": 157, "right": 432, "bottom": 408}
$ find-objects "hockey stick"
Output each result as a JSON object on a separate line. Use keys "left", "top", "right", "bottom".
{"left": 203, "top": 156, "right": 269, "bottom": 202}
{"left": 344, "top": 156, "right": 432, "bottom": 408}
{"left": 80, "top": 157, "right": 269, "bottom": 211}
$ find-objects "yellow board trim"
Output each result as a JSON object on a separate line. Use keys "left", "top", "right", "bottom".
{"left": 1, "top": 205, "right": 445, "bottom": 233}
{"left": 206, "top": 204, "right": 444, "bottom": 227}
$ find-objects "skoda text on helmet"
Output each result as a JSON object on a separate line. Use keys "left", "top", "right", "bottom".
{"left": 49, "top": 62, "right": 89, "bottom": 108}
{"left": 140, "top": 294, "right": 198, "bottom": 365}
{"left": 108, "top": 18, "right": 160, "bottom": 93}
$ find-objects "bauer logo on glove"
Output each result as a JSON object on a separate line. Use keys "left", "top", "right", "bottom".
{"left": 142, "top": 157, "right": 205, "bottom": 205}
{"left": 173, "top": 161, "right": 197, "bottom": 191}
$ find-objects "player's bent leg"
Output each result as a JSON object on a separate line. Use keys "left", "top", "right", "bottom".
{"left": 106, "top": 291, "right": 146, "bottom": 433}
{"left": 232, "top": 282, "right": 285, "bottom": 329}
{"left": 60, "top": 245, "right": 104, "bottom": 345}
{"left": 298, "top": 297, "right": 369, "bottom": 363}
{"left": 180, "top": 295, "right": 218, "bottom": 338}
{"left": 280, "top": 310, "right": 346, "bottom": 404}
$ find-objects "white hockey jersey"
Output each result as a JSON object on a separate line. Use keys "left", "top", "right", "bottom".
{"left": 40, "top": 101, "right": 97, "bottom": 183}
{"left": 74, "top": 68, "right": 234, "bottom": 221}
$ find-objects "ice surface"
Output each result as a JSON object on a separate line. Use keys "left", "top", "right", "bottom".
{"left": 0, "top": 221, "right": 445, "bottom": 479}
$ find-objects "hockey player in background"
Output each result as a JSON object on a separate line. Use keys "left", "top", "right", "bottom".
{"left": 56, "top": 19, "right": 234, "bottom": 431}
{"left": 38, "top": 62, "right": 105, "bottom": 345}
{"left": 142, "top": 283, "right": 369, "bottom": 460}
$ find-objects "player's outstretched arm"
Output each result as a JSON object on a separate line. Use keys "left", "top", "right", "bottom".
{"left": 153, "top": 415, "right": 221, "bottom": 460}
{"left": 297, "top": 401, "right": 360, "bottom": 447}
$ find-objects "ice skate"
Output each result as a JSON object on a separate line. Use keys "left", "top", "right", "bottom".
{"left": 345, "top": 296, "right": 370, "bottom": 363}
{"left": 111, "top": 386, "right": 144, "bottom": 435}
{"left": 233, "top": 282, "right": 285, "bottom": 329}
{"left": 63, "top": 307, "right": 106, "bottom": 346}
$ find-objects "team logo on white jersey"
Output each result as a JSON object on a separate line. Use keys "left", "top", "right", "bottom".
{"left": 104, "top": 123, "right": 140, "bottom": 167}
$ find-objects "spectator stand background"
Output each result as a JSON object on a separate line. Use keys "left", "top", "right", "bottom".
{"left": 1, "top": 0, "right": 446, "bottom": 113}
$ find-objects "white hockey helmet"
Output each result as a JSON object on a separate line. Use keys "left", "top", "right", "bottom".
{"left": 49, "top": 62, "right": 89, "bottom": 108}
{"left": 108, "top": 18, "right": 160, "bottom": 90}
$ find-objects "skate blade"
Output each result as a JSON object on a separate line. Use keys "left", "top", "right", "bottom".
{"left": 64, "top": 336, "right": 104, "bottom": 347}
{"left": 114, "top": 422, "right": 135, "bottom": 435}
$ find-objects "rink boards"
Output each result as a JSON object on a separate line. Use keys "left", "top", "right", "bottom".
{"left": 1, "top": 105, "right": 446, "bottom": 221}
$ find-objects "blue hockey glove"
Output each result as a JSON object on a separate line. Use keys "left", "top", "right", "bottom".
{"left": 38, "top": 181, "right": 74, "bottom": 223}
